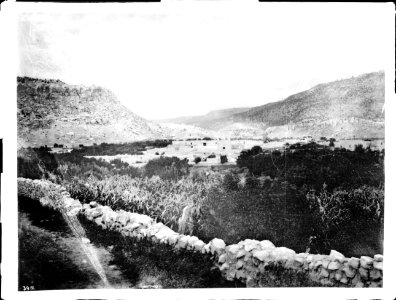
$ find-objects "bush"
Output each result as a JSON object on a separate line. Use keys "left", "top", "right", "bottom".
{"left": 194, "top": 157, "right": 202, "bottom": 164}
{"left": 305, "top": 185, "right": 384, "bottom": 255}
{"left": 222, "top": 173, "right": 239, "bottom": 191}
{"left": 220, "top": 155, "right": 228, "bottom": 164}
{"left": 236, "top": 143, "right": 384, "bottom": 190}
{"left": 197, "top": 181, "right": 313, "bottom": 249}
{"left": 144, "top": 156, "right": 189, "bottom": 180}
{"left": 18, "top": 148, "right": 61, "bottom": 180}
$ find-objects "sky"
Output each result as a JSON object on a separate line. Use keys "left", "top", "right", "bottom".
{"left": 18, "top": 3, "right": 391, "bottom": 120}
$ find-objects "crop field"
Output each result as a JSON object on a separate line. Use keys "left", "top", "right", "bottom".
{"left": 18, "top": 139, "right": 384, "bottom": 257}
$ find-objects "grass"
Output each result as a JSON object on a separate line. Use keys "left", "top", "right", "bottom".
{"left": 18, "top": 212, "right": 100, "bottom": 290}
{"left": 80, "top": 217, "right": 244, "bottom": 288}
{"left": 257, "top": 265, "right": 324, "bottom": 287}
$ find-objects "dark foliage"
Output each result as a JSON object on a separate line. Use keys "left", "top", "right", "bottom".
{"left": 54, "top": 152, "right": 140, "bottom": 180}
{"left": 194, "top": 157, "right": 202, "bottom": 164}
{"left": 197, "top": 180, "right": 313, "bottom": 251}
{"left": 69, "top": 140, "right": 172, "bottom": 156}
{"left": 236, "top": 142, "right": 384, "bottom": 191}
{"left": 144, "top": 156, "right": 189, "bottom": 180}
{"left": 17, "top": 147, "right": 61, "bottom": 180}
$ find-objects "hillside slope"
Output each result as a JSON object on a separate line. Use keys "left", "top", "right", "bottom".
{"left": 157, "top": 107, "right": 251, "bottom": 128}
{"left": 17, "top": 77, "right": 164, "bottom": 147}
{"left": 228, "top": 71, "right": 385, "bottom": 139}
{"left": 162, "top": 72, "right": 385, "bottom": 139}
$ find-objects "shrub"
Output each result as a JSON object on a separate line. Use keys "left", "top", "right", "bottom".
{"left": 236, "top": 143, "right": 384, "bottom": 190}
{"left": 194, "top": 157, "right": 202, "bottom": 164}
{"left": 18, "top": 148, "right": 61, "bottom": 180}
{"left": 220, "top": 155, "right": 228, "bottom": 164}
{"left": 222, "top": 173, "right": 239, "bottom": 191}
{"left": 144, "top": 156, "right": 189, "bottom": 180}
{"left": 305, "top": 184, "right": 384, "bottom": 255}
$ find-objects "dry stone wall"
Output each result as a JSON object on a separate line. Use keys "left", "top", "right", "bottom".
{"left": 17, "top": 178, "right": 383, "bottom": 288}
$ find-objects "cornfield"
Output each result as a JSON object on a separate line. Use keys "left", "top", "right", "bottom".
{"left": 66, "top": 173, "right": 222, "bottom": 230}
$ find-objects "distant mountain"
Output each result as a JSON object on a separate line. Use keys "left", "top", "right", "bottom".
{"left": 17, "top": 77, "right": 165, "bottom": 147}
{"left": 157, "top": 107, "right": 251, "bottom": 128}
{"left": 18, "top": 71, "right": 385, "bottom": 148}
{"left": 230, "top": 71, "right": 385, "bottom": 139}
{"left": 161, "top": 71, "right": 385, "bottom": 140}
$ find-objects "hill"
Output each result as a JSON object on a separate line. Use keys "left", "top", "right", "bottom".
{"left": 17, "top": 77, "right": 164, "bottom": 148}
{"left": 157, "top": 107, "right": 251, "bottom": 128}
{"left": 228, "top": 71, "right": 385, "bottom": 139}
{"left": 162, "top": 71, "right": 385, "bottom": 139}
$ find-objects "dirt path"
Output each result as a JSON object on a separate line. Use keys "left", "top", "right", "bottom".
{"left": 18, "top": 196, "right": 241, "bottom": 290}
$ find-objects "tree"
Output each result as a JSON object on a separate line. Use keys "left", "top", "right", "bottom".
{"left": 251, "top": 146, "right": 263, "bottom": 156}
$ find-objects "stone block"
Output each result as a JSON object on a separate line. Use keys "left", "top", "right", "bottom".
{"left": 369, "top": 281, "right": 381, "bottom": 288}
{"left": 348, "top": 257, "right": 360, "bottom": 269}
{"left": 167, "top": 234, "right": 180, "bottom": 245}
{"left": 236, "top": 250, "right": 247, "bottom": 258}
{"left": 319, "top": 268, "right": 329, "bottom": 278}
{"left": 351, "top": 273, "right": 362, "bottom": 287}
{"left": 154, "top": 227, "right": 175, "bottom": 241}
{"left": 343, "top": 266, "right": 357, "bottom": 278}
{"left": 373, "top": 261, "right": 383, "bottom": 271}
{"left": 226, "top": 270, "right": 236, "bottom": 280}
{"left": 227, "top": 244, "right": 240, "bottom": 255}
{"left": 369, "top": 269, "right": 382, "bottom": 280}
{"left": 272, "top": 247, "right": 296, "bottom": 264}
{"left": 321, "top": 259, "right": 330, "bottom": 269}
{"left": 243, "top": 252, "right": 253, "bottom": 262}
{"left": 246, "top": 276, "right": 257, "bottom": 288}
{"left": 192, "top": 240, "right": 205, "bottom": 252}
{"left": 340, "top": 274, "right": 349, "bottom": 284}
{"left": 176, "top": 235, "right": 190, "bottom": 249}
{"left": 236, "top": 270, "right": 245, "bottom": 279}
{"left": 209, "top": 238, "right": 226, "bottom": 255}
{"left": 360, "top": 256, "right": 374, "bottom": 269}
{"left": 218, "top": 254, "right": 227, "bottom": 264}
{"left": 236, "top": 260, "right": 244, "bottom": 269}
{"left": 220, "top": 262, "right": 229, "bottom": 271}
{"left": 328, "top": 261, "right": 342, "bottom": 270}
{"left": 329, "top": 250, "right": 345, "bottom": 262}
{"left": 260, "top": 240, "right": 275, "bottom": 250}
{"left": 244, "top": 240, "right": 261, "bottom": 252}
{"left": 374, "top": 254, "right": 383, "bottom": 262}
{"left": 358, "top": 267, "right": 369, "bottom": 280}
{"left": 253, "top": 250, "right": 272, "bottom": 262}
{"left": 89, "top": 201, "right": 98, "bottom": 208}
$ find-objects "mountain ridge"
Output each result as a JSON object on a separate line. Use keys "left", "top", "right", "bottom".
{"left": 160, "top": 71, "right": 385, "bottom": 139}
{"left": 17, "top": 71, "right": 385, "bottom": 148}
{"left": 17, "top": 76, "right": 165, "bottom": 147}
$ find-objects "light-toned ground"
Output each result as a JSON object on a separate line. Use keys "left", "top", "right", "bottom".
{"left": 85, "top": 138, "right": 385, "bottom": 168}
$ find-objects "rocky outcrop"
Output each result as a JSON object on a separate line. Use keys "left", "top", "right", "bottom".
{"left": 17, "top": 178, "right": 383, "bottom": 287}
{"left": 17, "top": 77, "right": 164, "bottom": 148}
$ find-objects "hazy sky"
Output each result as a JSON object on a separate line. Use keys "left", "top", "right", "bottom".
{"left": 18, "top": 3, "right": 390, "bottom": 120}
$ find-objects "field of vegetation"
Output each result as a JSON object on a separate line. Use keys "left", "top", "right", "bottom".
{"left": 17, "top": 140, "right": 384, "bottom": 258}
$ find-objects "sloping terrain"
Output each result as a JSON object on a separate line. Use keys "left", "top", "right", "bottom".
{"left": 228, "top": 71, "right": 385, "bottom": 139}
{"left": 17, "top": 77, "right": 164, "bottom": 147}
{"left": 157, "top": 107, "right": 251, "bottom": 129}
{"left": 161, "top": 72, "right": 385, "bottom": 139}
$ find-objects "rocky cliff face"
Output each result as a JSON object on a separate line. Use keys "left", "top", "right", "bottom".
{"left": 17, "top": 77, "right": 164, "bottom": 147}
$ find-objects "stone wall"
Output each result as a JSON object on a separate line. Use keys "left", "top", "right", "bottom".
{"left": 17, "top": 178, "right": 383, "bottom": 288}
